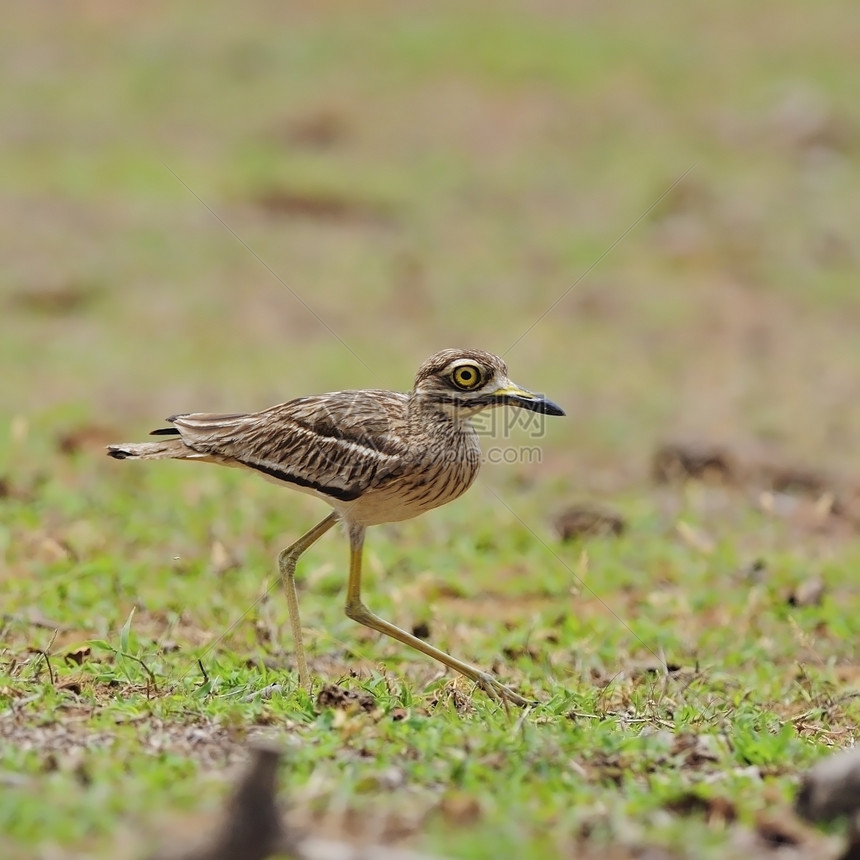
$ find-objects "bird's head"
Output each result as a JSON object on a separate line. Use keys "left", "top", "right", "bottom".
{"left": 411, "top": 348, "right": 565, "bottom": 421}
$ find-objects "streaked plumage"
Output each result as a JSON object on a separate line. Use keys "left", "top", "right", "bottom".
{"left": 108, "top": 349, "right": 564, "bottom": 706}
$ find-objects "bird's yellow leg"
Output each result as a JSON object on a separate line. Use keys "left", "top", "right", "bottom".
{"left": 278, "top": 512, "right": 339, "bottom": 690}
{"left": 343, "top": 524, "right": 533, "bottom": 708}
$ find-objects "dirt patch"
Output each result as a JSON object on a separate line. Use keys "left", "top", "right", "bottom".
{"left": 653, "top": 439, "right": 860, "bottom": 536}
{"left": 652, "top": 442, "right": 737, "bottom": 485}
{"left": 315, "top": 683, "right": 376, "bottom": 714}
{"left": 273, "top": 109, "right": 350, "bottom": 151}
{"left": 664, "top": 791, "right": 737, "bottom": 825}
{"left": 8, "top": 280, "right": 103, "bottom": 316}
{"left": 553, "top": 503, "right": 627, "bottom": 540}
{"left": 251, "top": 190, "right": 395, "bottom": 226}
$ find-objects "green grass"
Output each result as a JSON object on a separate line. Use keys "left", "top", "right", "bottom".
{"left": 2, "top": 1, "right": 860, "bottom": 857}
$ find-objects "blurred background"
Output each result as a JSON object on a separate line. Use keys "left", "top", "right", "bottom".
{"left": 2, "top": 6, "right": 859, "bottom": 855}
{"left": 2, "top": 0, "right": 859, "bottom": 486}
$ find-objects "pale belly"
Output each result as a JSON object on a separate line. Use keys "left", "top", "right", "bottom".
{"left": 333, "top": 456, "right": 481, "bottom": 527}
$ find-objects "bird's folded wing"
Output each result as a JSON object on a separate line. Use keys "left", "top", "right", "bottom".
{"left": 167, "top": 391, "right": 411, "bottom": 501}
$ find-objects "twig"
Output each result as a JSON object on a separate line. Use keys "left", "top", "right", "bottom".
{"left": 31, "top": 629, "right": 59, "bottom": 686}
{"left": 121, "top": 651, "right": 159, "bottom": 696}
{"left": 35, "top": 649, "right": 55, "bottom": 686}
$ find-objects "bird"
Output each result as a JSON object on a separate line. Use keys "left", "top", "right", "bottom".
{"left": 107, "top": 348, "right": 565, "bottom": 706}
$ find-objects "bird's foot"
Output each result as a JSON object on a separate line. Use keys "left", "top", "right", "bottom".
{"left": 473, "top": 671, "right": 535, "bottom": 708}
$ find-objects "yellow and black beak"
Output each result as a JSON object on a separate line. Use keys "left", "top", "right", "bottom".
{"left": 493, "top": 382, "right": 565, "bottom": 416}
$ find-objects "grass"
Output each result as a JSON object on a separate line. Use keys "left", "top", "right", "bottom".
{"left": 2, "top": 1, "right": 860, "bottom": 857}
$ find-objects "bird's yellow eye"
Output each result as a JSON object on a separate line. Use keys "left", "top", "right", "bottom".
{"left": 451, "top": 364, "right": 483, "bottom": 390}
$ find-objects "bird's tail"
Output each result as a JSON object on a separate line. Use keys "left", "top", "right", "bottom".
{"left": 107, "top": 437, "right": 190, "bottom": 461}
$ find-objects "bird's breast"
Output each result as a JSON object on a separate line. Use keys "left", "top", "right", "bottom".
{"left": 339, "top": 427, "right": 481, "bottom": 526}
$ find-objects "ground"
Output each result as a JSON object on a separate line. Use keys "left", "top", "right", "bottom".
{"left": 2, "top": 2, "right": 860, "bottom": 858}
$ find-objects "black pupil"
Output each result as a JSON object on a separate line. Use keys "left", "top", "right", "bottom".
{"left": 459, "top": 369, "right": 474, "bottom": 383}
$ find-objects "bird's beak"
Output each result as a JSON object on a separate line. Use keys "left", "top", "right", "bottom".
{"left": 493, "top": 382, "right": 566, "bottom": 416}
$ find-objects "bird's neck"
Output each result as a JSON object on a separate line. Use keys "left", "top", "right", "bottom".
{"left": 406, "top": 393, "right": 478, "bottom": 435}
